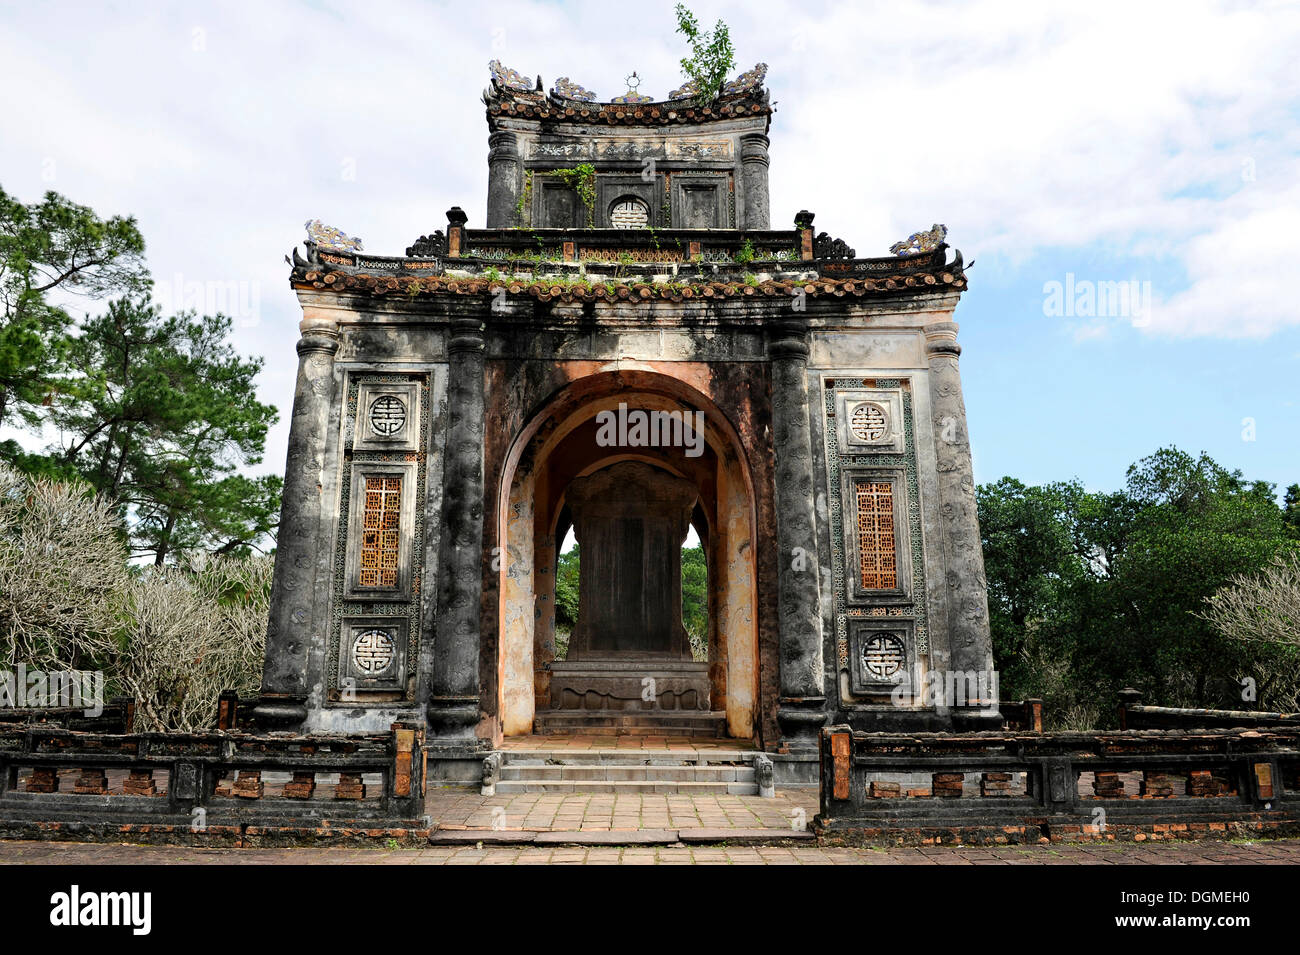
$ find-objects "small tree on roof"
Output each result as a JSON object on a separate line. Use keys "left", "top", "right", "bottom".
{"left": 674, "top": 4, "right": 735, "bottom": 103}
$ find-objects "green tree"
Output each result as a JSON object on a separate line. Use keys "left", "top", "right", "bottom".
{"left": 555, "top": 544, "right": 580, "bottom": 634}
{"left": 48, "top": 297, "right": 280, "bottom": 563}
{"left": 680, "top": 543, "right": 708, "bottom": 660}
{"left": 978, "top": 447, "right": 1299, "bottom": 724}
{"left": 674, "top": 4, "right": 736, "bottom": 103}
{"left": 0, "top": 186, "right": 147, "bottom": 445}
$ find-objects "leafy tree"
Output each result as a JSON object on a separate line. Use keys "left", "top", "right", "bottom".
{"left": 555, "top": 544, "right": 580, "bottom": 635}
{"left": 0, "top": 186, "right": 147, "bottom": 444}
{"left": 1284, "top": 483, "right": 1300, "bottom": 536}
{"left": 48, "top": 297, "right": 280, "bottom": 563}
{"left": 681, "top": 543, "right": 708, "bottom": 660}
{"left": 978, "top": 446, "right": 1299, "bottom": 725}
{"left": 674, "top": 4, "right": 736, "bottom": 103}
{"left": 1199, "top": 554, "right": 1300, "bottom": 711}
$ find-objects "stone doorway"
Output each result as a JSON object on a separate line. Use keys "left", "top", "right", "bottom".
{"left": 495, "top": 372, "right": 759, "bottom": 741}
{"left": 548, "top": 460, "right": 710, "bottom": 714}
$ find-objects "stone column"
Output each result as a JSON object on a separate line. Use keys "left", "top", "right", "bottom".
{"left": 428, "top": 314, "right": 486, "bottom": 739}
{"left": 255, "top": 311, "right": 339, "bottom": 727}
{"left": 924, "top": 321, "right": 1001, "bottom": 728}
{"left": 739, "top": 133, "right": 771, "bottom": 230}
{"left": 485, "top": 131, "right": 520, "bottom": 228}
{"left": 768, "top": 316, "right": 826, "bottom": 750}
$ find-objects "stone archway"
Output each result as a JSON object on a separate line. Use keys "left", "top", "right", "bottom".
{"left": 495, "top": 371, "right": 759, "bottom": 739}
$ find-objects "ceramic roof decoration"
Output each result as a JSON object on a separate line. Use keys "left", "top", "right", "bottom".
{"left": 551, "top": 76, "right": 597, "bottom": 103}
{"left": 610, "top": 71, "right": 653, "bottom": 104}
{"left": 667, "top": 78, "right": 700, "bottom": 100}
{"left": 304, "top": 219, "right": 362, "bottom": 253}
{"left": 890, "top": 224, "right": 948, "bottom": 256}
{"left": 722, "top": 63, "right": 768, "bottom": 96}
{"left": 489, "top": 58, "right": 534, "bottom": 92}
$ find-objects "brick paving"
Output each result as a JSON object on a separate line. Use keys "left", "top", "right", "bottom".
{"left": 1, "top": 837, "right": 1298, "bottom": 865}
{"left": 498, "top": 734, "right": 756, "bottom": 751}
{"left": 426, "top": 787, "right": 819, "bottom": 831}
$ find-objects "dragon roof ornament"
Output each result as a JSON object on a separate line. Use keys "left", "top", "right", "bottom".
{"left": 489, "top": 59, "right": 535, "bottom": 92}
{"left": 551, "top": 76, "right": 597, "bottom": 102}
{"left": 890, "top": 224, "right": 947, "bottom": 257}
{"left": 722, "top": 62, "right": 768, "bottom": 96}
{"left": 305, "top": 219, "right": 362, "bottom": 253}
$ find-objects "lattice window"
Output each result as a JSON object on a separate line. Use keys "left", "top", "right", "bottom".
{"left": 359, "top": 476, "right": 402, "bottom": 587}
{"left": 854, "top": 480, "right": 897, "bottom": 589}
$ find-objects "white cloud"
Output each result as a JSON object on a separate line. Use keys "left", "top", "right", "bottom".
{"left": 0, "top": 0, "right": 1296, "bottom": 477}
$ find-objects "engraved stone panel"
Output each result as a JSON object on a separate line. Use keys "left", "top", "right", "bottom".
{"left": 337, "top": 617, "right": 408, "bottom": 692}
{"left": 834, "top": 388, "right": 904, "bottom": 454}
{"left": 353, "top": 380, "right": 420, "bottom": 452}
{"left": 848, "top": 619, "right": 914, "bottom": 694}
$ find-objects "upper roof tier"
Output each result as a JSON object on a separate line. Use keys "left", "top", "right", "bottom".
{"left": 483, "top": 59, "right": 772, "bottom": 128}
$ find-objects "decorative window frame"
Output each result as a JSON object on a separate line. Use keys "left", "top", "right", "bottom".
{"left": 337, "top": 616, "right": 409, "bottom": 694}
{"left": 839, "top": 465, "right": 912, "bottom": 605}
{"left": 343, "top": 460, "right": 418, "bottom": 602}
{"left": 669, "top": 173, "right": 730, "bottom": 229}
{"left": 596, "top": 178, "right": 660, "bottom": 228}
{"left": 848, "top": 618, "right": 915, "bottom": 695}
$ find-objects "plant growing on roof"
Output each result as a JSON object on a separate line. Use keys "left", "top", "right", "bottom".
{"left": 514, "top": 170, "right": 534, "bottom": 228}
{"left": 549, "top": 164, "right": 597, "bottom": 227}
{"left": 674, "top": 4, "right": 735, "bottom": 104}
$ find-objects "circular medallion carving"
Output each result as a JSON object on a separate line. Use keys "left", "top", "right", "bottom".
{"left": 861, "top": 633, "right": 905, "bottom": 679}
{"left": 369, "top": 395, "right": 407, "bottom": 436}
{"left": 849, "top": 402, "right": 888, "bottom": 442}
{"left": 352, "top": 629, "right": 396, "bottom": 674}
{"left": 609, "top": 196, "right": 649, "bottom": 229}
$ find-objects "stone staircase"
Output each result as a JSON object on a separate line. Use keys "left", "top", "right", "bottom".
{"left": 491, "top": 748, "right": 764, "bottom": 795}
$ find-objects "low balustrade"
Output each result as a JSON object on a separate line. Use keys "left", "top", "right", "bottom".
{"left": 0, "top": 722, "right": 425, "bottom": 833}
{"left": 1117, "top": 687, "right": 1300, "bottom": 731}
{"left": 816, "top": 724, "right": 1300, "bottom": 844}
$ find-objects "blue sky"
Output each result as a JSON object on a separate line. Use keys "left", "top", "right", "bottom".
{"left": 1, "top": 0, "right": 1297, "bottom": 497}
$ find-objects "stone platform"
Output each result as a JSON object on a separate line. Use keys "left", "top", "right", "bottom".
{"left": 532, "top": 710, "right": 727, "bottom": 737}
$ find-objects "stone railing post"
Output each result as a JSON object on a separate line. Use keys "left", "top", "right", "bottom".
{"left": 428, "top": 314, "right": 486, "bottom": 739}
{"left": 740, "top": 133, "right": 771, "bottom": 230}
{"left": 795, "top": 210, "right": 815, "bottom": 260}
{"left": 255, "top": 312, "right": 339, "bottom": 728}
{"left": 924, "top": 321, "right": 1001, "bottom": 729}
{"left": 769, "top": 315, "right": 826, "bottom": 750}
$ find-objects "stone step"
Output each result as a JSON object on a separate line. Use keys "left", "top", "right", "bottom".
{"left": 501, "top": 764, "right": 756, "bottom": 783}
{"left": 500, "top": 749, "right": 756, "bottom": 766}
{"left": 494, "top": 779, "right": 759, "bottom": 795}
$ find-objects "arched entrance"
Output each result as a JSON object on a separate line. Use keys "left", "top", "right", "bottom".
{"left": 495, "top": 370, "right": 759, "bottom": 739}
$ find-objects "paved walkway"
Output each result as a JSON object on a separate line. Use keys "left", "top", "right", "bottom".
{"left": 426, "top": 788, "right": 818, "bottom": 831}
{"left": 498, "top": 734, "right": 756, "bottom": 751}
{"left": 3, "top": 838, "right": 1298, "bottom": 865}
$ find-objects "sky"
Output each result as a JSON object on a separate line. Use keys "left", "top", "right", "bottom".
{"left": 2, "top": 0, "right": 1298, "bottom": 498}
